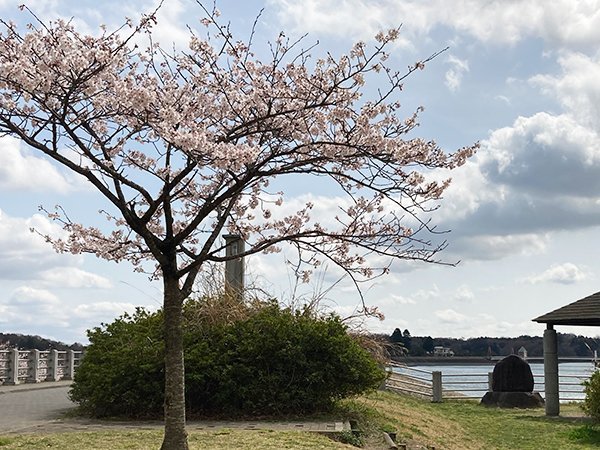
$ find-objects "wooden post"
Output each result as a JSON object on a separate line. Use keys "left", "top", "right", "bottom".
{"left": 432, "top": 371, "right": 443, "bottom": 403}
{"left": 488, "top": 372, "right": 494, "bottom": 391}
{"left": 29, "top": 349, "right": 40, "bottom": 383}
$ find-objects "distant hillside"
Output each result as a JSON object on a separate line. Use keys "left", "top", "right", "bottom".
{"left": 0, "top": 333, "right": 84, "bottom": 351}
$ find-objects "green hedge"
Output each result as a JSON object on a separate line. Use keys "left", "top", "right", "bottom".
{"left": 70, "top": 302, "right": 385, "bottom": 417}
{"left": 583, "top": 370, "right": 600, "bottom": 421}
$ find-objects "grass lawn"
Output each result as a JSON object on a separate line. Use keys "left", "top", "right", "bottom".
{"left": 346, "top": 390, "right": 600, "bottom": 449}
{"left": 0, "top": 429, "right": 355, "bottom": 449}
{"left": 1, "top": 391, "right": 600, "bottom": 449}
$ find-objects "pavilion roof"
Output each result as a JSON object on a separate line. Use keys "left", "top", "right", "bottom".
{"left": 533, "top": 291, "right": 600, "bottom": 326}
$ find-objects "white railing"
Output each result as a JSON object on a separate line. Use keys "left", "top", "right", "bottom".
{"left": 386, "top": 363, "right": 591, "bottom": 402}
{"left": 553, "top": 372, "right": 590, "bottom": 401}
{"left": 386, "top": 365, "right": 435, "bottom": 400}
{"left": 441, "top": 371, "right": 492, "bottom": 400}
{"left": 0, "top": 348, "right": 83, "bottom": 385}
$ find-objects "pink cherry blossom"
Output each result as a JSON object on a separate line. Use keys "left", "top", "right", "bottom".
{"left": 0, "top": 7, "right": 475, "bottom": 449}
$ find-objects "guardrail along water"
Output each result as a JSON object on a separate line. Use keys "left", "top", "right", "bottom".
{"left": 386, "top": 361, "right": 595, "bottom": 402}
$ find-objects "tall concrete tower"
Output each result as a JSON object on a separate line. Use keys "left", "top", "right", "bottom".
{"left": 223, "top": 234, "right": 244, "bottom": 300}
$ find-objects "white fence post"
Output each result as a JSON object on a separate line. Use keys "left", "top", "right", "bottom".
{"left": 432, "top": 371, "right": 443, "bottom": 402}
{"left": 29, "top": 349, "right": 40, "bottom": 383}
{"left": 65, "top": 350, "right": 76, "bottom": 380}
{"left": 6, "top": 348, "right": 19, "bottom": 385}
{"left": 49, "top": 349, "right": 60, "bottom": 381}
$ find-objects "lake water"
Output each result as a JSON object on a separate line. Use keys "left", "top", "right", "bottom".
{"left": 392, "top": 362, "right": 597, "bottom": 401}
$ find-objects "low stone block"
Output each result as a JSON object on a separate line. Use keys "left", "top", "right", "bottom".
{"left": 480, "top": 391, "right": 545, "bottom": 408}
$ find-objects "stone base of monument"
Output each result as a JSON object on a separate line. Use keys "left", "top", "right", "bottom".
{"left": 480, "top": 391, "right": 545, "bottom": 408}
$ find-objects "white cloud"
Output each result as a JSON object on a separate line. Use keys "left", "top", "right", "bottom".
{"left": 147, "top": 0, "right": 193, "bottom": 50}
{"left": 405, "top": 286, "right": 441, "bottom": 303}
{"left": 0, "top": 137, "right": 72, "bottom": 193}
{"left": 387, "top": 294, "right": 416, "bottom": 305}
{"left": 0, "top": 303, "right": 15, "bottom": 324}
{"left": 269, "top": 0, "right": 600, "bottom": 50}
{"left": 39, "top": 267, "right": 113, "bottom": 289}
{"left": 9, "top": 286, "right": 60, "bottom": 305}
{"left": 524, "top": 262, "right": 588, "bottom": 285}
{"left": 450, "top": 234, "right": 549, "bottom": 261}
{"left": 73, "top": 301, "right": 138, "bottom": 319}
{"left": 379, "top": 285, "right": 475, "bottom": 308}
{"left": 466, "top": 319, "right": 544, "bottom": 339}
{"left": 445, "top": 55, "right": 469, "bottom": 92}
{"left": 432, "top": 108, "right": 600, "bottom": 261}
{"left": 1, "top": 287, "right": 138, "bottom": 337}
{"left": 268, "top": 0, "right": 413, "bottom": 46}
{"left": 480, "top": 112, "right": 600, "bottom": 198}
{"left": 531, "top": 52, "right": 600, "bottom": 130}
{"left": 452, "top": 285, "right": 475, "bottom": 302}
{"left": 423, "top": 310, "right": 547, "bottom": 338}
{"left": 4, "top": 286, "right": 70, "bottom": 327}
{"left": 435, "top": 308, "right": 467, "bottom": 323}
{"left": 494, "top": 95, "right": 511, "bottom": 105}
{"left": 0, "top": 209, "right": 80, "bottom": 279}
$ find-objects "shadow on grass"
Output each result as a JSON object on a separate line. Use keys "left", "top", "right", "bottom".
{"left": 514, "top": 414, "right": 595, "bottom": 425}
{"left": 568, "top": 425, "right": 600, "bottom": 445}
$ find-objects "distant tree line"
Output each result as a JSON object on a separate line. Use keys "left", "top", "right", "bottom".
{"left": 0, "top": 333, "right": 84, "bottom": 351}
{"left": 382, "top": 328, "right": 600, "bottom": 358}
{"left": 3, "top": 328, "right": 598, "bottom": 359}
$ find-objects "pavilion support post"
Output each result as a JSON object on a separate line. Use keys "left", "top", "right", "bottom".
{"left": 543, "top": 324, "right": 559, "bottom": 416}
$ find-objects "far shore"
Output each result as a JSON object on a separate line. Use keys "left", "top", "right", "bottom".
{"left": 394, "top": 356, "right": 597, "bottom": 366}
{"left": 393, "top": 356, "right": 496, "bottom": 366}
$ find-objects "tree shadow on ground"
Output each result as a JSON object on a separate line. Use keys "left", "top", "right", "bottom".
{"left": 566, "top": 425, "right": 600, "bottom": 446}
{"left": 514, "top": 413, "right": 594, "bottom": 425}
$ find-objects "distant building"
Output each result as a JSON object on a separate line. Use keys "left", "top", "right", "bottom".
{"left": 518, "top": 346, "right": 528, "bottom": 360}
{"left": 433, "top": 346, "right": 454, "bottom": 357}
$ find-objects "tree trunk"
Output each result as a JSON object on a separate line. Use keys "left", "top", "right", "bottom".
{"left": 160, "top": 274, "right": 189, "bottom": 450}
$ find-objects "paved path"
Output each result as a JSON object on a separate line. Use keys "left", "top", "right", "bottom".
{"left": 0, "top": 382, "right": 75, "bottom": 433}
{"left": 0, "top": 382, "right": 349, "bottom": 435}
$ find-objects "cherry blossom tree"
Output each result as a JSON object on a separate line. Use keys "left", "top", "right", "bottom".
{"left": 0, "top": 4, "right": 475, "bottom": 449}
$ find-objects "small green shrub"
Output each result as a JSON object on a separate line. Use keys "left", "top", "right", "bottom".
{"left": 69, "top": 308, "right": 165, "bottom": 418}
{"left": 332, "top": 430, "right": 364, "bottom": 447}
{"left": 0, "top": 436, "right": 15, "bottom": 446}
{"left": 583, "top": 370, "right": 600, "bottom": 421}
{"left": 70, "top": 300, "right": 385, "bottom": 418}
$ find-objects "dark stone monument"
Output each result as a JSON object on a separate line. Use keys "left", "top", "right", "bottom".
{"left": 481, "top": 354, "right": 544, "bottom": 408}
{"left": 492, "top": 354, "right": 534, "bottom": 392}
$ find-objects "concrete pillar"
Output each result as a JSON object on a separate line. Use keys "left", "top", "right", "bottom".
{"left": 28, "top": 349, "right": 40, "bottom": 383}
{"left": 224, "top": 234, "right": 244, "bottom": 300}
{"left": 6, "top": 348, "right": 19, "bottom": 385}
{"left": 544, "top": 324, "right": 559, "bottom": 416}
{"left": 432, "top": 371, "right": 443, "bottom": 403}
{"left": 64, "top": 350, "right": 76, "bottom": 380}
{"left": 49, "top": 349, "right": 60, "bottom": 381}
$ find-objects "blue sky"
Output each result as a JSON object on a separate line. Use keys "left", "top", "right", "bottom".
{"left": 1, "top": 0, "right": 600, "bottom": 344}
